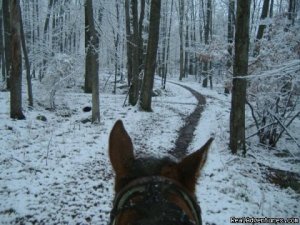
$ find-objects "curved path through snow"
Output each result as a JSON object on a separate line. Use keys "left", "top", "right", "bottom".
{"left": 167, "top": 81, "right": 207, "bottom": 159}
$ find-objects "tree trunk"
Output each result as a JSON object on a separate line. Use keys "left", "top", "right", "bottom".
{"left": 113, "top": 0, "right": 121, "bottom": 94}
{"left": 184, "top": 8, "right": 189, "bottom": 77}
{"left": 10, "top": 0, "right": 25, "bottom": 120}
{"left": 253, "top": 0, "right": 270, "bottom": 57}
{"left": 178, "top": 0, "right": 184, "bottom": 81}
{"left": 227, "top": 0, "right": 235, "bottom": 67}
{"left": 287, "top": 0, "right": 296, "bottom": 26}
{"left": 85, "top": 0, "right": 100, "bottom": 123}
{"left": 42, "top": 0, "right": 54, "bottom": 81}
{"left": 3, "top": 0, "right": 11, "bottom": 89}
{"left": 269, "top": 0, "right": 274, "bottom": 18}
{"left": 19, "top": 3, "right": 33, "bottom": 107}
{"left": 84, "top": 0, "right": 92, "bottom": 93}
{"left": 125, "top": 0, "right": 132, "bottom": 87}
{"left": 202, "top": 0, "right": 211, "bottom": 88}
{"left": 0, "top": 4, "right": 4, "bottom": 81}
{"left": 128, "top": 0, "right": 139, "bottom": 106}
{"left": 229, "top": 0, "right": 250, "bottom": 155}
{"left": 163, "top": 0, "right": 174, "bottom": 88}
{"left": 140, "top": 0, "right": 161, "bottom": 111}
{"left": 138, "top": 0, "right": 146, "bottom": 71}
{"left": 189, "top": 0, "right": 196, "bottom": 75}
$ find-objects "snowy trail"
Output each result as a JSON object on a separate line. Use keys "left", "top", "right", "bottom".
{"left": 167, "top": 82, "right": 207, "bottom": 159}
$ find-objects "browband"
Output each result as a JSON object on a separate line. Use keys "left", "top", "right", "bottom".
{"left": 110, "top": 176, "right": 202, "bottom": 225}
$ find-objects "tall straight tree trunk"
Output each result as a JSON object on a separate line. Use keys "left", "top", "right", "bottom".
{"left": 140, "top": 0, "right": 161, "bottom": 111}
{"left": 113, "top": 0, "right": 121, "bottom": 94}
{"left": 85, "top": 0, "right": 100, "bottom": 123}
{"left": 202, "top": 0, "right": 211, "bottom": 88}
{"left": 253, "top": 0, "right": 270, "bottom": 57}
{"left": 189, "top": 0, "right": 196, "bottom": 75}
{"left": 227, "top": 0, "right": 235, "bottom": 67}
{"left": 178, "top": 0, "right": 184, "bottom": 81}
{"left": 42, "top": 0, "right": 54, "bottom": 81}
{"left": 287, "top": 0, "right": 296, "bottom": 26}
{"left": 163, "top": 0, "right": 174, "bottom": 88}
{"left": 19, "top": 3, "right": 33, "bottom": 107}
{"left": 10, "top": 0, "right": 25, "bottom": 120}
{"left": 128, "top": 0, "right": 139, "bottom": 106}
{"left": 269, "top": 0, "right": 274, "bottom": 18}
{"left": 3, "top": 0, "right": 11, "bottom": 89}
{"left": 138, "top": 0, "right": 145, "bottom": 70}
{"left": 229, "top": 0, "right": 250, "bottom": 155}
{"left": 159, "top": 0, "right": 167, "bottom": 78}
{"left": 125, "top": 0, "right": 132, "bottom": 87}
{"left": 184, "top": 9, "right": 190, "bottom": 77}
{"left": 0, "top": 4, "right": 4, "bottom": 81}
{"left": 84, "top": 0, "right": 92, "bottom": 93}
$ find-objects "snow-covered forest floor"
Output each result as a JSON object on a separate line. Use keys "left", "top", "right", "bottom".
{"left": 0, "top": 72, "right": 299, "bottom": 225}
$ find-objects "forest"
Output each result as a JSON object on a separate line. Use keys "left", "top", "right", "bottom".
{"left": 0, "top": 0, "right": 299, "bottom": 224}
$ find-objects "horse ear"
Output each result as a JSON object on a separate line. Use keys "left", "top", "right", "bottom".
{"left": 109, "top": 120, "right": 134, "bottom": 183}
{"left": 177, "top": 138, "right": 213, "bottom": 194}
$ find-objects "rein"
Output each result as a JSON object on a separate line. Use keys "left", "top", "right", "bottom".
{"left": 109, "top": 176, "right": 202, "bottom": 225}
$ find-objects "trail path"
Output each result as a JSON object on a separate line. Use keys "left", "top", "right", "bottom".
{"left": 167, "top": 82, "right": 207, "bottom": 159}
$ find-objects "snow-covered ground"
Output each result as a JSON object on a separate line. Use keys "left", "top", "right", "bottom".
{"left": 0, "top": 74, "right": 299, "bottom": 225}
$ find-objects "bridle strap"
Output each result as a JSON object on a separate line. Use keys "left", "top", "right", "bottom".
{"left": 110, "top": 176, "right": 202, "bottom": 225}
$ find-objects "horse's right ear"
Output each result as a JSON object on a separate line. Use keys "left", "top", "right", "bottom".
{"left": 109, "top": 120, "right": 134, "bottom": 185}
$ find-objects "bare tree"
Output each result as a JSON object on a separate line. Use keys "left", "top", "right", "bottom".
{"left": 127, "top": 0, "right": 140, "bottom": 106}
{"left": 140, "top": 0, "right": 161, "bottom": 111}
{"left": 41, "top": 0, "right": 54, "bottom": 81}
{"left": 125, "top": 0, "right": 132, "bottom": 87}
{"left": 253, "top": 0, "right": 270, "bottom": 57}
{"left": 10, "top": 0, "right": 25, "bottom": 119}
{"left": 3, "top": 0, "right": 11, "bottom": 89}
{"left": 202, "top": 0, "right": 212, "bottom": 88}
{"left": 229, "top": 0, "right": 251, "bottom": 154}
{"left": 287, "top": 0, "right": 296, "bottom": 26}
{"left": 85, "top": 0, "right": 100, "bottom": 123}
{"left": 19, "top": 3, "right": 33, "bottom": 107}
{"left": 0, "top": 3, "right": 4, "bottom": 81}
{"left": 178, "top": 0, "right": 184, "bottom": 81}
{"left": 227, "top": 0, "right": 235, "bottom": 67}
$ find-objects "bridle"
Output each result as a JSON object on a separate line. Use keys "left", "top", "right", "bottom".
{"left": 109, "top": 176, "right": 202, "bottom": 225}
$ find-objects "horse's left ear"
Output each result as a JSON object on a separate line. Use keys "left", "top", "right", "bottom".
{"left": 177, "top": 138, "right": 213, "bottom": 194}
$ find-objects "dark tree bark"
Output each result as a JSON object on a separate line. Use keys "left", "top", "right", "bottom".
{"left": 227, "top": 0, "right": 235, "bottom": 66}
{"left": 3, "top": 0, "right": 11, "bottom": 89}
{"left": 125, "top": 0, "right": 132, "bottom": 87}
{"left": 140, "top": 0, "right": 161, "bottom": 111}
{"left": 287, "top": 0, "right": 296, "bottom": 26}
{"left": 128, "top": 0, "right": 140, "bottom": 106}
{"left": 159, "top": 0, "right": 168, "bottom": 78}
{"left": 178, "top": 0, "right": 184, "bottom": 81}
{"left": 0, "top": 4, "right": 4, "bottom": 81}
{"left": 85, "top": 0, "right": 100, "bottom": 123}
{"left": 269, "top": 0, "right": 274, "bottom": 18}
{"left": 189, "top": 0, "right": 197, "bottom": 75}
{"left": 113, "top": 0, "right": 121, "bottom": 94}
{"left": 162, "top": 0, "right": 174, "bottom": 89}
{"left": 253, "top": 0, "right": 270, "bottom": 57}
{"left": 84, "top": 0, "right": 92, "bottom": 93}
{"left": 19, "top": 3, "right": 33, "bottom": 107}
{"left": 10, "top": 0, "right": 25, "bottom": 120}
{"left": 229, "top": 0, "right": 250, "bottom": 154}
{"left": 184, "top": 8, "right": 190, "bottom": 77}
{"left": 202, "top": 0, "right": 212, "bottom": 88}
{"left": 41, "top": 0, "right": 54, "bottom": 80}
{"left": 138, "top": 0, "right": 146, "bottom": 70}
